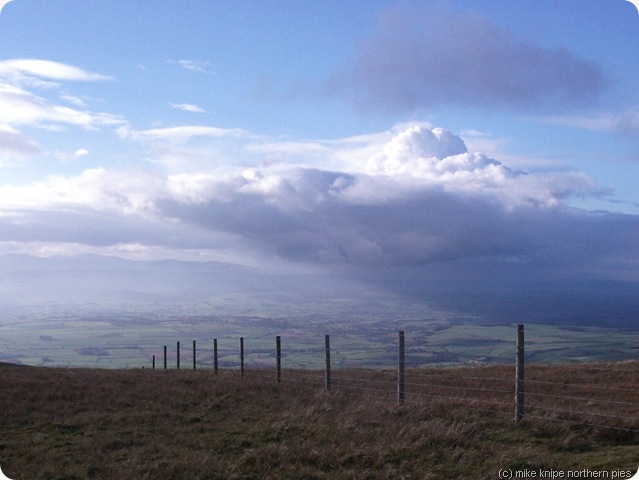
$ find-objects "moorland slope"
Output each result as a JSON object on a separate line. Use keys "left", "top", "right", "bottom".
{"left": 0, "top": 363, "right": 637, "bottom": 479}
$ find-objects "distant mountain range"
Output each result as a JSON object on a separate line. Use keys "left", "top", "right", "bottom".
{"left": 0, "top": 254, "right": 361, "bottom": 306}
{"left": 0, "top": 253, "right": 637, "bottom": 329}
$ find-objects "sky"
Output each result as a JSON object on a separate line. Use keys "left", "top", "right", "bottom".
{"left": 0, "top": 0, "right": 638, "bottom": 300}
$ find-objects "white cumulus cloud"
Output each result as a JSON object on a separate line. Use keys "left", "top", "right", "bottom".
{"left": 0, "top": 123, "right": 632, "bottom": 289}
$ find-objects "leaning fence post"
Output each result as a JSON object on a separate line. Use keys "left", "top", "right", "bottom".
{"left": 163, "top": 345, "right": 167, "bottom": 370}
{"left": 398, "top": 330, "right": 405, "bottom": 404}
{"left": 177, "top": 341, "right": 180, "bottom": 370}
{"left": 213, "top": 339, "right": 218, "bottom": 374}
{"left": 276, "top": 335, "right": 282, "bottom": 384}
{"left": 515, "top": 324, "right": 525, "bottom": 422}
{"left": 324, "top": 334, "right": 331, "bottom": 392}
{"left": 240, "top": 337, "right": 244, "bottom": 377}
{"left": 193, "top": 340, "right": 197, "bottom": 371}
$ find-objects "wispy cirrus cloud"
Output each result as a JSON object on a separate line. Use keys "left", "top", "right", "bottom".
{"left": 116, "top": 124, "right": 250, "bottom": 143}
{"left": 115, "top": 124, "right": 254, "bottom": 170}
{"left": 60, "top": 94, "right": 89, "bottom": 109}
{"left": 0, "top": 59, "right": 123, "bottom": 132}
{"left": 0, "top": 83, "right": 124, "bottom": 129}
{"left": 0, "top": 59, "right": 113, "bottom": 88}
{"left": 169, "top": 59, "right": 215, "bottom": 75}
{"left": 169, "top": 103, "right": 207, "bottom": 113}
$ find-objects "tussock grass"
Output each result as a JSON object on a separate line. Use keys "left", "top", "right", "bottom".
{"left": 0, "top": 362, "right": 637, "bottom": 479}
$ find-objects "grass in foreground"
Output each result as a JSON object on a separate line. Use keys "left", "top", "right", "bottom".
{"left": 0, "top": 362, "right": 637, "bottom": 479}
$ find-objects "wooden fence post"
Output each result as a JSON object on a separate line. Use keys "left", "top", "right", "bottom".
{"left": 398, "top": 330, "right": 405, "bottom": 404}
{"left": 163, "top": 345, "right": 167, "bottom": 370}
{"left": 324, "top": 334, "right": 331, "bottom": 392}
{"left": 177, "top": 341, "right": 180, "bottom": 370}
{"left": 152, "top": 355, "right": 155, "bottom": 370}
{"left": 193, "top": 340, "right": 196, "bottom": 371}
{"left": 276, "top": 335, "right": 281, "bottom": 384}
{"left": 515, "top": 324, "right": 525, "bottom": 422}
{"left": 213, "top": 339, "right": 218, "bottom": 374}
{"left": 240, "top": 337, "right": 244, "bottom": 377}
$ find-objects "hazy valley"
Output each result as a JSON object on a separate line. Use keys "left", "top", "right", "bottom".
{"left": 0, "top": 254, "right": 638, "bottom": 369}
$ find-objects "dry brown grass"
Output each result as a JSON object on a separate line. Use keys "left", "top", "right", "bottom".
{"left": 0, "top": 362, "right": 637, "bottom": 479}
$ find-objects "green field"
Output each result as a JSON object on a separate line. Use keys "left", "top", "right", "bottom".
{"left": 1, "top": 296, "right": 637, "bottom": 369}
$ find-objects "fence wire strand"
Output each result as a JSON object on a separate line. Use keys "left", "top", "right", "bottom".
{"left": 117, "top": 331, "right": 639, "bottom": 434}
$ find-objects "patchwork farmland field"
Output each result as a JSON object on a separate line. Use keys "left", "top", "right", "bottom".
{"left": 1, "top": 296, "right": 637, "bottom": 369}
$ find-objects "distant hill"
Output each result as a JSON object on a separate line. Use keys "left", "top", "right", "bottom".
{"left": 0, "top": 253, "right": 637, "bottom": 329}
{"left": 0, "top": 253, "right": 368, "bottom": 306}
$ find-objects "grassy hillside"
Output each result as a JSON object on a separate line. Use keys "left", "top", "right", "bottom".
{"left": 0, "top": 363, "right": 637, "bottom": 479}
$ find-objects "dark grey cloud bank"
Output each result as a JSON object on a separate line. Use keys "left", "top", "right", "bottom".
{"left": 158, "top": 171, "right": 637, "bottom": 283}
{"left": 155, "top": 154, "right": 639, "bottom": 325}
{"left": 331, "top": 4, "right": 607, "bottom": 112}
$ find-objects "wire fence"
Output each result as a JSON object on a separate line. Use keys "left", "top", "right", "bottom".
{"left": 143, "top": 325, "right": 639, "bottom": 434}
{"left": 2, "top": 321, "right": 637, "bottom": 433}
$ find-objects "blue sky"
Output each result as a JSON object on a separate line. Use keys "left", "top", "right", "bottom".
{"left": 0, "top": 0, "right": 637, "bottom": 295}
